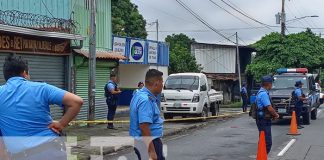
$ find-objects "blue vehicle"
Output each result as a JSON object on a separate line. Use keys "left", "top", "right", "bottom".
{"left": 270, "top": 68, "right": 321, "bottom": 125}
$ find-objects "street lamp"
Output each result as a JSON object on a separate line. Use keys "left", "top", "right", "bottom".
{"left": 286, "top": 15, "right": 319, "bottom": 23}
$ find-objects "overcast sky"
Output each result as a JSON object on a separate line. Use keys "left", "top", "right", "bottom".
{"left": 130, "top": 0, "right": 324, "bottom": 45}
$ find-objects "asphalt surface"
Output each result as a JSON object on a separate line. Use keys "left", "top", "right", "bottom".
{"left": 107, "top": 106, "right": 324, "bottom": 160}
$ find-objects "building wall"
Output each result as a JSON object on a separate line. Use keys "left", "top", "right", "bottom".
{"left": 0, "top": 0, "right": 70, "bottom": 19}
{"left": 192, "top": 45, "right": 236, "bottom": 74}
{"left": 71, "top": 0, "right": 112, "bottom": 50}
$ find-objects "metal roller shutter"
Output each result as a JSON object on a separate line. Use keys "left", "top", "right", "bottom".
{"left": 0, "top": 53, "right": 11, "bottom": 84}
{"left": 0, "top": 53, "right": 67, "bottom": 120}
{"left": 76, "top": 65, "right": 110, "bottom": 120}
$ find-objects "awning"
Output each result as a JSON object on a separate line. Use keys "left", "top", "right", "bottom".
{"left": 73, "top": 49, "right": 126, "bottom": 60}
{"left": 0, "top": 24, "right": 84, "bottom": 40}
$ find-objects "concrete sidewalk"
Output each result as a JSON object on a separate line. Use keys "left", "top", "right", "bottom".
{"left": 65, "top": 108, "right": 244, "bottom": 160}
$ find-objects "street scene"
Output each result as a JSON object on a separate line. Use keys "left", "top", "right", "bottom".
{"left": 1, "top": 0, "right": 324, "bottom": 160}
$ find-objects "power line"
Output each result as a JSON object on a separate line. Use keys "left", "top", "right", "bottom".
{"left": 208, "top": 0, "right": 266, "bottom": 34}
{"left": 219, "top": 0, "right": 275, "bottom": 31}
{"left": 175, "top": 0, "right": 236, "bottom": 44}
{"left": 294, "top": 0, "right": 318, "bottom": 28}
{"left": 41, "top": 0, "right": 55, "bottom": 18}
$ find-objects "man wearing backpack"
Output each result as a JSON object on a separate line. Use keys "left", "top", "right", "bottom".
{"left": 105, "top": 74, "right": 122, "bottom": 129}
{"left": 255, "top": 76, "right": 279, "bottom": 154}
{"left": 293, "top": 81, "right": 306, "bottom": 129}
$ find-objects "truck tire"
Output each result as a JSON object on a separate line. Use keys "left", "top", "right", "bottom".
{"left": 311, "top": 108, "right": 318, "bottom": 120}
{"left": 164, "top": 113, "right": 173, "bottom": 120}
{"left": 303, "top": 110, "right": 311, "bottom": 125}
{"left": 199, "top": 106, "right": 208, "bottom": 122}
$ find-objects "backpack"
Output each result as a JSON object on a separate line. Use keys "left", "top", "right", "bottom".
{"left": 249, "top": 90, "right": 273, "bottom": 120}
{"left": 249, "top": 101, "right": 258, "bottom": 119}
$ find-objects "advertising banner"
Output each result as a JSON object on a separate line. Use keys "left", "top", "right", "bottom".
{"left": 129, "top": 40, "right": 145, "bottom": 63}
{"left": 148, "top": 42, "right": 158, "bottom": 64}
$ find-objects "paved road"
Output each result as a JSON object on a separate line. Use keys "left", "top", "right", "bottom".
{"left": 107, "top": 106, "right": 324, "bottom": 160}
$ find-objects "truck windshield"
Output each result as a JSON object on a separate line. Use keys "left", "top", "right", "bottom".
{"left": 164, "top": 76, "right": 199, "bottom": 90}
{"left": 273, "top": 76, "right": 307, "bottom": 89}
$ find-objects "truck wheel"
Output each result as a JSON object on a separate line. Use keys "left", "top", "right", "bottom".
{"left": 303, "top": 110, "right": 311, "bottom": 125}
{"left": 164, "top": 113, "right": 173, "bottom": 120}
{"left": 311, "top": 108, "right": 318, "bottom": 120}
{"left": 199, "top": 106, "right": 208, "bottom": 121}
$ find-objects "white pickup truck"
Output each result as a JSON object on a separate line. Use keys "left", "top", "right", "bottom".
{"left": 161, "top": 73, "right": 223, "bottom": 119}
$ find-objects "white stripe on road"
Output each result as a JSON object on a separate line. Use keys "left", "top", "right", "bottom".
{"left": 277, "top": 139, "right": 296, "bottom": 157}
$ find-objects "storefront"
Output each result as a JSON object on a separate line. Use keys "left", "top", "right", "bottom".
{"left": 72, "top": 49, "right": 125, "bottom": 120}
{"left": 112, "top": 36, "right": 170, "bottom": 106}
{"left": 0, "top": 24, "right": 84, "bottom": 119}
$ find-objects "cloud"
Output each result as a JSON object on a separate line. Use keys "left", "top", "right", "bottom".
{"left": 131, "top": 0, "right": 324, "bottom": 44}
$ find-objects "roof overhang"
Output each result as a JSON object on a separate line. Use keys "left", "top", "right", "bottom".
{"left": 73, "top": 49, "right": 126, "bottom": 60}
{"left": 0, "top": 24, "right": 84, "bottom": 40}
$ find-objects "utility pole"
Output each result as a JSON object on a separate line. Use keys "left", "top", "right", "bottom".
{"left": 281, "top": 0, "right": 286, "bottom": 36}
{"left": 236, "top": 32, "right": 242, "bottom": 91}
{"left": 155, "top": 19, "right": 159, "bottom": 70}
{"left": 88, "top": 0, "right": 96, "bottom": 127}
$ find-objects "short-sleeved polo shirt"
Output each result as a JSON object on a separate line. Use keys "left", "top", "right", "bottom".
{"left": 0, "top": 77, "right": 67, "bottom": 153}
{"left": 256, "top": 87, "right": 271, "bottom": 118}
{"left": 107, "top": 80, "right": 116, "bottom": 92}
{"left": 129, "top": 87, "right": 164, "bottom": 139}
{"left": 294, "top": 87, "right": 303, "bottom": 107}
{"left": 241, "top": 87, "right": 247, "bottom": 94}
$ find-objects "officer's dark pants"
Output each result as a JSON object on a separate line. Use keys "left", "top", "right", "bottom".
{"left": 256, "top": 119, "right": 272, "bottom": 154}
{"left": 134, "top": 138, "right": 165, "bottom": 160}
{"left": 295, "top": 106, "right": 302, "bottom": 126}
{"left": 242, "top": 96, "right": 247, "bottom": 112}
{"left": 107, "top": 99, "right": 118, "bottom": 127}
{"left": 9, "top": 138, "right": 66, "bottom": 160}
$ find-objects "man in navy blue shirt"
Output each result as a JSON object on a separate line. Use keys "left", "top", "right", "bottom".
{"left": 255, "top": 76, "right": 279, "bottom": 154}
{"left": 0, "top": 55, "right": 83, "bottom": 160}
{"left": 130, "top": 69, "right": 164, "bottom": 160}
{"left": 294, "top": 81, "right": 306, "bottom": 129}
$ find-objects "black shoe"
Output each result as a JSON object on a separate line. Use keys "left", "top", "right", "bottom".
{"left": 107, "top": 126, "right": 118, "bottom": 130}
{"left": 297, "top": 125, "right": 304, "bottom": 129}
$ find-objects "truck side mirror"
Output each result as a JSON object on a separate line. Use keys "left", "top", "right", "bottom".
{"left": 200, "top": 85, "right": 207, "bottom": 91}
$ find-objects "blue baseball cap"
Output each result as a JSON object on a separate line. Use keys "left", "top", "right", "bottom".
{"left": 295, "top": 80, "right": 304, "bottom": 86}
{"left": 261, "top": 75, "right": 273, "bottom": 83}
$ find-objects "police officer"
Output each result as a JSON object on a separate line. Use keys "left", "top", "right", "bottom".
{"left": 105, "top": 74, "right": 122, "bottom": 129}
{"left": 256, "top": 76, "right": 279, "bottom": 154}
{"left": 241, "top": 83, "right": 248, "bottom": 112}
{"left": 294, "top": 80, "right": 306, "bottom": 129}
{"left": 133, "top": 81, "right": 144, "bottom": 96}
{"left": 0, "top": 55, "right": 83, "bottom": 160}
{"left": 129, "top": 69, "right": 165, "bottom": 160}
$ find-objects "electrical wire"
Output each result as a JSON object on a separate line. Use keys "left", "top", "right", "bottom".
{"left": 208, "top": 0, "right": 266, "bottom": 34}
{"left": 41, "top": 0, "right": 55, "bottom": 18}
{"left": 175, "top": 0, "right": 236, "bottom": 44}
{"left": 219, "top": 0, "right": 275, "bottom": 31}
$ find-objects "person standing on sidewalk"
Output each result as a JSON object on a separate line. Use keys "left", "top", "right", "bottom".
{"left": 255, "top": 76, "right": 279, "bottom": 154}
{"left": 241, "top": 83, "right": 248, "bottom": 112}
{"left": 130, "top": 69, "right": 165, "bottom": 160}
{"left": 293, "top": 80, "right": 306, "bottom": 129}
{"left": 133, "top": 81, "right": 144, "bottom": 96}
{"left": 105, "top": 74, "right": 122, "bottom": 129}
{"left": 0, "top": 55, "right": 83, "bottom": 160}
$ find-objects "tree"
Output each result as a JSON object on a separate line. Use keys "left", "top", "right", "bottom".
{"left": 112, "top": 0, "right": 147, "bottom": 39}
{"left": 165, "top": 34, "right": 202, "bottom": 74}
{"left": 246, "top": 30, "right": 324, "bottom": 80}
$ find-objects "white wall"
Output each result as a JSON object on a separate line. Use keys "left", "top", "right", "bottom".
{"left": 119, "top": 64, "right": 169, "bottom": 88}
{"left": 194, "top": 47, "right": 236, "bottom": 73}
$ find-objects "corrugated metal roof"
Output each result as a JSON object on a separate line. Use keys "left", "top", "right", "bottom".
{"left": 73, "top": 49, "right": 126, "bottom": 60}
{"left": 204, "top": 73, "right": 238, "bottom": 81}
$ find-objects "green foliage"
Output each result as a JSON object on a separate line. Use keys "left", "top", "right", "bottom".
{"left": 165, "top": 34, "right": 202, "bottom": 74}
{"left": 112, "top": 0, "right": 147, "bottom": 39}
{"left": 247, "top": 30, "right": 324, "bottom": 80}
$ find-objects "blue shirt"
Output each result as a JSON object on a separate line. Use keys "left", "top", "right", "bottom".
{"left": 241, "top": 87, "right": 247, "bottom": 94}
{"left": 294, "top": 87, "right": 303, "bottom": 107}
{"left": 256, "top": 87, "right": 271, "bottom": 118}
{"left": 0, "top": 77, "right": 66, "bottom": 153}
{"left": 129, "top": 87, "right": 164, "bottom": 139}
{"left": 107, "top": 80, "right": 117, "bottom": 92}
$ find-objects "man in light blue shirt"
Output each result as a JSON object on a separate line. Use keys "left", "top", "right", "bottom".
{"left": 105, "top": 74, "right": 122, "bottom": 129}
{"left": 241, "top": 83, "right": 248, "bottom": 112}
{"left": 0, "top": 55, "right": 83, "bottom": 160}
{"left": 130, "top": 69, "right": 164, "bottom": 160}
{"left": 294, "top": 81, "right": 306, "bottom": 128}
{"left": 255, "top": 76, "right": 279, "bottom": 154}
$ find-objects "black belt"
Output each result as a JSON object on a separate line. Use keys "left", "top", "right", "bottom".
{"left": 10, "top": 138, "right": 65, "bottom": 159}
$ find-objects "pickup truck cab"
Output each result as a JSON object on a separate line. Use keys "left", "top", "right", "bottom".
{"left": 161, "top": 73, "right": 214, "bottom": 119}
{"left": 270, "top": 68, "right": 320, "bottom": 125}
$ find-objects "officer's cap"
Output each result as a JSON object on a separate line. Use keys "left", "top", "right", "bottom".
{"left": 261, "top": 75, "right": 273, "bottom": 83}
{"left": 295, "top": 80, "right": 304, "bottom": 86}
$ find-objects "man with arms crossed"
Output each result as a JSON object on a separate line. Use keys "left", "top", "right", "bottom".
{"left": 0, "top": 55, "right": 83, "bottom": 160}
{"left": 130, "top": 69, "right": 165, "bottom": 160}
